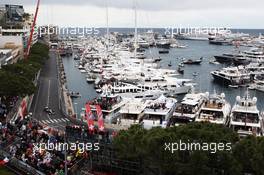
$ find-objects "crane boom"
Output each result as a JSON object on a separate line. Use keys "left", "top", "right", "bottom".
{"left": 25, "top": 0, "right": 40, "bottom": 59}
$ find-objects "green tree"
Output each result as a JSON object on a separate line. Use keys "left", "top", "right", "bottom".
{"left": 0, "top": 42, "right": 49, "bottom": 98}
{"left": 233, "top": 136, "right": 264, "bottom": 175}
{"left": 1, "top": 62, "right": 38, "bottom": 81}
{"left": 0, "top": 70, "right": 35, "bottom": 96}
{"left": 113, "top": 123, "right": 241, "bottom": 175}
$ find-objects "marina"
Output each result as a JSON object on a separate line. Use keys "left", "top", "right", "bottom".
{"left": 60, "top": 29, "right": 264, "bottom": 136}
{"left": 1, "top": 0, "right": 264, "bottom": 174}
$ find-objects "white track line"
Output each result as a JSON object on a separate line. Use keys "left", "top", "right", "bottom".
{"left": 49, "top": 119, "right": 55, "bottom": 123}
{"left": 47, "top": 79, "right": 51, "bottom": 107}
{"left": 41, "top": 120, "right": 47, "bottom": 124}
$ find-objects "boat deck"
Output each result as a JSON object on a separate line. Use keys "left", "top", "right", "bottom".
{"left": 204, "top": 102, "right": 223, "bottom": 109}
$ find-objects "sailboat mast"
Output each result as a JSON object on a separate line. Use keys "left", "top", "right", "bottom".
{"left": 102, "top": 0, "right": 109, "bottom": 76}
{"left": 134, "top": 0, "right": 137, "bottom": 60}
{"left": 106, "top": 0, "right": 109, "bottom": 56}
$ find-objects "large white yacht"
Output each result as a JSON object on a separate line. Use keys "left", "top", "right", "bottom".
{"left": 89, "top": 89, "right": 127, "bottom": 124}
{"left": 118, "top": 99, "right": 146, "bottom": 127}
{"left": 211, "top": 66, "right": 251, "bottom": 85}
{"left": 243, "top": 48, "right": 264, "bottom": 61}
{"left": 105, "top": 76, "right": 193, "bottom": 96}
{"left": 141, "top": 95, "right": 177, "bottom": 129}
{"left": 196, "top": 92, "right": 231, "bottom": 125}
{"left": 171, "top": 93, "right": 206, "bottom": 124}
{"left": 136, "top": 76, "right": 193, "bottom": 95}
{"left": 119, "top": 89, "right": 166, "bottom": 101}
{"left": 249, "top": 75, "right": 264, "bottom": 92}
{"left": 229, "top": 94, "right": 263, "bottom": 137}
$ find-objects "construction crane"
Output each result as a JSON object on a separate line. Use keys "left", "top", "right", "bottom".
{"left": 25, "top": 0, "right": 40, "bottom": 59}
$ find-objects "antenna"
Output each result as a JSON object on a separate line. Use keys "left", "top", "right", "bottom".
{"left": 213, "top": 87, "right": 217, "bottom": 96}
{"left": 246, "top": 87, "right": 250, "bottom": 100}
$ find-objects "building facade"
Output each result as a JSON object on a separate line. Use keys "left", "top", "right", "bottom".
{"left": 0, "top": 4, "right": 38, "bottom": 56}
{"left": 0, "top": 35, "right": 23, "bottom": 68}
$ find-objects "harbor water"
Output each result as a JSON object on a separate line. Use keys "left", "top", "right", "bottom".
{"left": 62, "top": 39, "right": 264, "bottom": 115}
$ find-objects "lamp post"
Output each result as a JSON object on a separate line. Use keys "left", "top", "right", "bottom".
{"left": 74, "top": 102, "right": 78, "bottom": 119}
{"left": 64, "top": 131, "right": 67, "bottom": 175}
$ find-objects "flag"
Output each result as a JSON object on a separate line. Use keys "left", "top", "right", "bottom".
{"left": 96, "top": 105, "right": 105, "bottom": 132}
{"left": 0, "top": 157, "right": 9, "bottom": 166}
{"left": 19, "top": 99, "right": 27, "bottom": 119}
{"left": 28, "top": 121, "right": 33, "bottom": 129}
{"left": 85, "top": 103, "right": 94, "bottom": 132}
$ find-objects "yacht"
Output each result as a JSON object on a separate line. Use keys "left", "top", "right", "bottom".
{"left": 138, "top": 38, "right": 150, "bottom": 48}
{"left": 80, "top": 69, "right": 87, "bottom": 73}
{"left": 86, "top": 74, "right": 96, "bottom": 83}
{"left": 118, "top": 99, "right": 146, "bottom": 127}
{"left": 119, "top": 89, "right": 166, "bottom": 101}
{"left": 214, "top": 48, "right": 264, "bottom": 64}
{"left": 74, "top": 54, "right": 80, "bottom": 60}
{"left": 196, "top": 92, "right": 231, "bottom": 125}
{"left": 233, "top": 56, "right": 251, "bottom": 66}
{"left": 171, "top": 93, "right": 206, "bottom": 124}
{"left": 229, "top": 94, "right": 262, "bottom": 137}
{"left": 214, "top": 53, "right": 244, "bottom": 63}
{"left": 159, "top": 50, "right": 169, "bottom": 54}
{"left": 244, "top": 63, "right": 264, "bottom": 77}
{"left": 67, "top": 91, "right": 81, "bottom": 98}
{"left": 243, "top": 48, "right": 264, "bottom": 61}
{"left": 156, "top": 38, "right": 171, "bottom": 49}
{"left": 182, "top": 57, "right": 203, "bottom": 65}
{"left": 233, "top": 48, "right": 264, "bottom": 65}
{"left": 212, "top": 63, "right": 264, "bottom": 85}
{"left": 89, "top": 89, "right": 127, "bottom": 124}
{"left": 86, "top": 78, "right": 95, "bottom": 83}
{"left": 209, "top": 37, "right": 232, "bottom": 45}
{"left": 78, "top": 65, "right": 85, "bottom": 70}
{"left": 176, "top": 33, "right": 209, "bottom": 41}
{"left": 249, "top": 75, "right": 264, "bottom": 92}
{"left": 143, "top": 58, "right": 162, "bottom": 63}
{"left": 130, "top": 52, "right": 146, "bottom": 59}
{"left": 141, "top": 95, "right": 177, "bottom": 129}
{"left": 105, "top": 76, "right": 193, "bottom": 96}
{"left": 249, "top": 81, "right": 264, "bottom": 92}
{"left": 211, "top": 66, "right": 251, "bottom": 85}
{"left": 136, "top": 76, "right": 193, "bottom": 95}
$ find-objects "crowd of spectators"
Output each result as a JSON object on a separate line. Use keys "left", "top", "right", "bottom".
{"left": 0, "top": 116, "right": 89, "bottom": 175}
{"left": 0, "top": 114, "right": 119, "bottom": 175}
{"left": 175, "top": 104, "right": 198, "bottom": 114}
{"left": 233, "top": 112, "right": 259, "bottom": 123}
{"left": 0, "top": 95, "right": 118, "bottom": 174}
{"left": 0, "top": 96, "right": 19, "bottom": 123}
{"left": 90, "top": 96, "right": 120, "bottom": 111}
{"left": 146, "top": 102, "right": 166, "bottom": 111}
